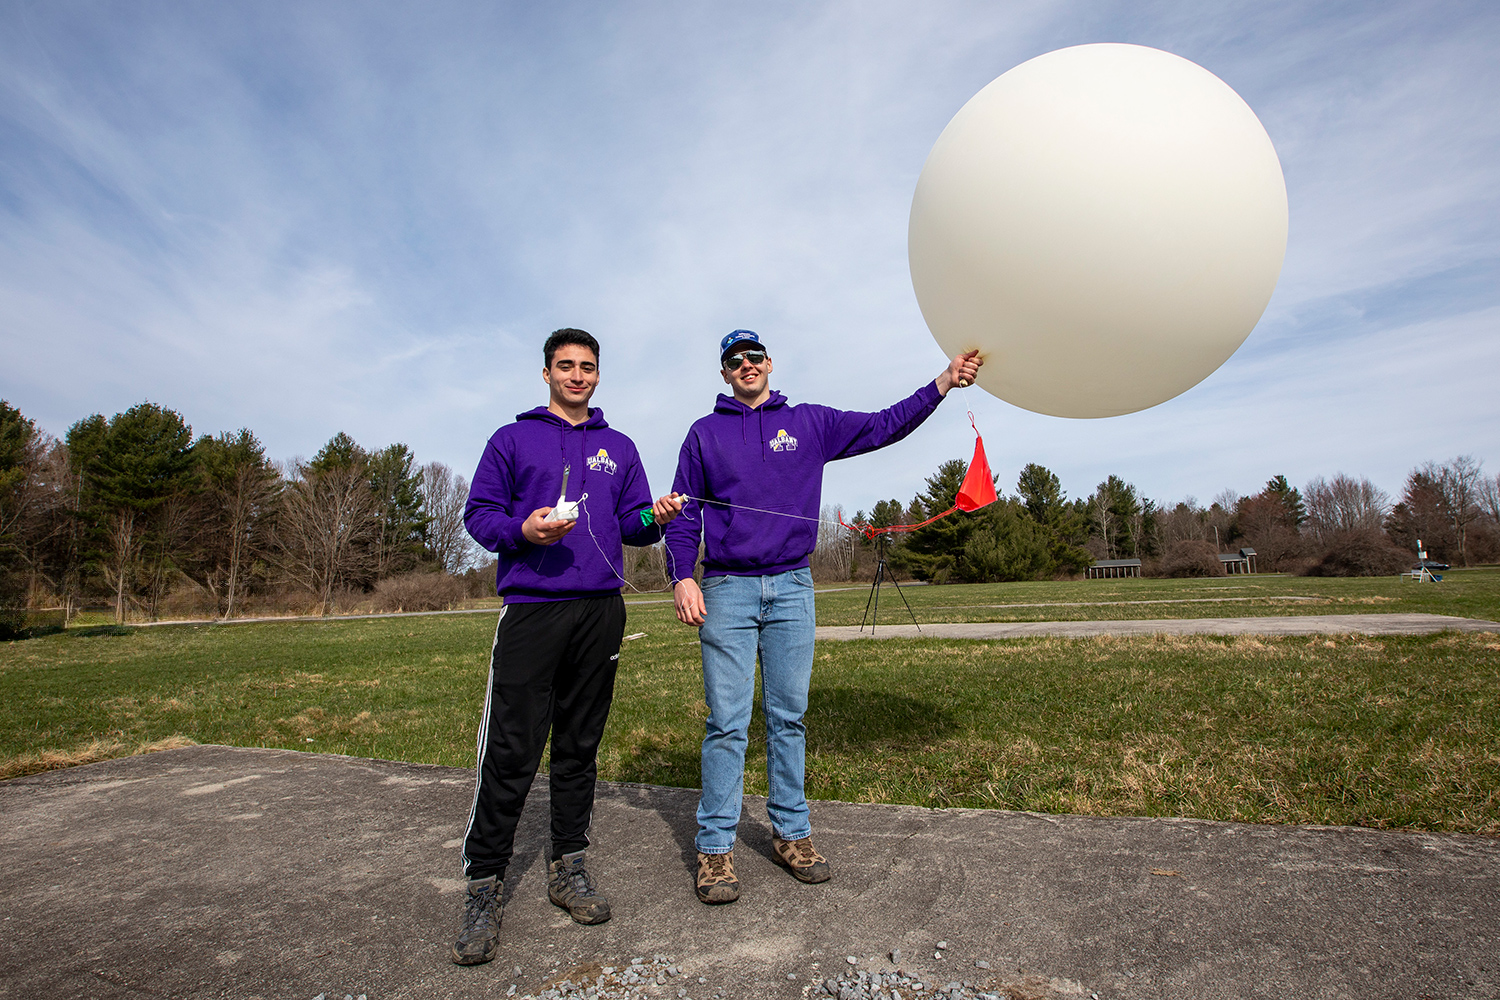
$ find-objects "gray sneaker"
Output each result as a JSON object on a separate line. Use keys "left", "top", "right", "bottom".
{"left": 450, "top": 875, "right": 502, "bottom": 965}
{"left": 547, "top": 850, "right": 611, "bottom": 925}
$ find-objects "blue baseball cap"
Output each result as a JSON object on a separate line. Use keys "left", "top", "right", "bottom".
{"left": 719, "top": 329, "right": 764, "bottom": 359}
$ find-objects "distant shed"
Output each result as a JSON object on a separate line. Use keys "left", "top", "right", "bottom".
{"left": 1219, "top": 547, "right": 1258, "bottom": 574}
{"left": 1087, "top": 558, "right": 1142, "bottom": 579}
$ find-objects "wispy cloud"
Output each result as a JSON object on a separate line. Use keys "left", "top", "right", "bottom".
{"left": 2, "top": 0, "right": 1496, "bottom": 513}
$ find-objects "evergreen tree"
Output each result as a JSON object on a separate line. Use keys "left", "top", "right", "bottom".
{"left": 187, "top": 429, "right": 281, "bottom": 616}
{"left": 900, "top": 459, "right": 982, "bottom": 581}
{"left": 959, "top": 498, "right": 1056, "bottom": 582}
{"left": 1016, "top": 463, "right": 1065, "bottom": 523}
{"left": 69, "top": 404, "right": 195, "bottom": 621}
{"left": 1014, "top": 462, "right": 1093, "bottom": 572}
{"left": 368, "top": 442, "right": 429, "bottom": 576}
{"left": 1088, "top": 475, "right": 1140, "bottom": 558}
{"left": 309, "top": 431, "right": 365, "bottom": 473}
{"left": 1262, "top": 474, "right": 1307, "bottom": 526}
{"left": 0, "top": 401, "right": 38, "bottom": 604}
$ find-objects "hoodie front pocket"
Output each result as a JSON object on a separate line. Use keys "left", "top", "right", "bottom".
{"left": 716, "top": 503, "right": 814, "bottom": 567}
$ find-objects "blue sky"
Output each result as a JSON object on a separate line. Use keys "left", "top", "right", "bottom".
{"left": 3, "top": 1, "right": 1497, "bottom": 515}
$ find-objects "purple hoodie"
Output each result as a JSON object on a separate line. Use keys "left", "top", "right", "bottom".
{"left": 465, "top": 407, "right": 662, "bottom": 602}
{"left": 664, "top": 383, "right": 943, "bottom": 580}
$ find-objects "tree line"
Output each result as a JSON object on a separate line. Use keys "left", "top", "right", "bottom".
{"left": 6, "top": 397, "right": 1496, "bottom": 618}
{"left": 821, "top": 454, "right": 1500, "bottom": 584}
{"left": 0, "top": 399, "right": 477, "bottom": 622}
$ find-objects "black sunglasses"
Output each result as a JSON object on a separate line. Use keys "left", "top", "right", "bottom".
{"left": 722, "top": 350, "right": 767, "bottom": 370}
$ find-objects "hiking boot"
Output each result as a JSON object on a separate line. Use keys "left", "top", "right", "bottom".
{"left": 450, "top": 875, "right": 502, "bottom": 965}
{"left": 773, "top": 835, "right": 831, "bottom": 884}
{"left": 695, "top": 850, "right": 740, "bottom": 904}
{"left": 547, "top": 850, "right": 611, "bottom": 925}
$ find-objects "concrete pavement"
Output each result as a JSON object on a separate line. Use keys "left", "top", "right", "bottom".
{"left": 2, "top": 745, "right": 1496, "bottom": 1000}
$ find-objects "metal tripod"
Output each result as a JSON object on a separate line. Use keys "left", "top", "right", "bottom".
{"left": 858, "top": 533, "right": 921, "bottom": 634}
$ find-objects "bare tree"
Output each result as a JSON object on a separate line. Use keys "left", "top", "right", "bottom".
{"left": 146, "top": 491, "right": 200, "bottom": 618}
{"left": 271, "top": 461, "right": 380, "bottom": 614}
{"left": 623, "top": 542, "right": 669, "bottom": 591}
{"left": 1387, "top": 468, "right": 1455, "bottom": 561}
{"left": 1303, "top": 474, "right": 1391, "bottom": 541}
{"left": 1091, "top": 493, "right": 1116, "bottom": 558}
{"left": 421, "top": 461, "right": 475, "bottom": 574}
{"left": 1479, "top": 472, "right": 1500, "bottom": 525}
{"left": 101, "top": 508, "right": 140, "bottom": 623}
{"left": 1207, "top": 489, "right": 1238, "bottom": 550}
{"left": 1158, "top": 497, "right": 1208, "bottom": 548}
{"left": 812, "top": 503, "right": 852, "bottom": 581}
{"left": 220, "top": 456, "right": 281, "bottom": 617}
{"left": 0, "top": 418, "right": 71, "bottom": 604}
{"left": 1428, "top": 456, "right": 1485, "bottom": 566}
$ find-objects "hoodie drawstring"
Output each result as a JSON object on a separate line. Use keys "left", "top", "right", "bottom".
{"left": 558, "top": 419, "right": 590, "bottom": 501}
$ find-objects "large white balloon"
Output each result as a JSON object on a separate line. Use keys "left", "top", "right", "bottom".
{"left": 909, "top": 43, "right": 1288, "bottom": 418}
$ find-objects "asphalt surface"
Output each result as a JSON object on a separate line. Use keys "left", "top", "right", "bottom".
{"left": 2, "top": 745, "right": 1496, "bottom": 1000}
{"left": 816, "top": 612, "right": 1500, "bottom": 640}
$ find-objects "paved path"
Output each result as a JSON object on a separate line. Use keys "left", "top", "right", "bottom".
{"left": 817, "top": 612, "right": 1500, "bottom": 640}
{"left": 2, "top": 746, "right": 1497, "bottom": 1000}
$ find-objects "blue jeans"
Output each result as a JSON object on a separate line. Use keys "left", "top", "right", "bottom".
{"left": 695, "top": 567, "right": 816, "bottom": 854}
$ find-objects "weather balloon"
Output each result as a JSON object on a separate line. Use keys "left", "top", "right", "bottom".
{"left": 909, "top": 43, "right": 1288, "bottom": 418}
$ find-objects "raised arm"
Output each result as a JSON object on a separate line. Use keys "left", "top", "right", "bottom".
{"left": 823, "top": 350, "right": 984, "bottom": 461}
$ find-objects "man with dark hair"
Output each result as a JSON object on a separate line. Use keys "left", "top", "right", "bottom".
{"left": 452, "top": 327, "right": 681, "bottom": 965}
{"left": 665, "top": 330, "right": 980, "bottom": 905}
{"left": 543, "top": 326, "right": 600, "bottom": 367}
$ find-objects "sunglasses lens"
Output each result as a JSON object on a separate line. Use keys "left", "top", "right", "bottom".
{"left": 725, "top": 351, "right": 765, "bottom": 369}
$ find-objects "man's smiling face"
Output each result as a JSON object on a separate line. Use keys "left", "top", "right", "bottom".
{"left": 544, "top": 343, "right": 599, "bottom": 409}
{"left": 720, "top": 348, "right": 772, "bottom": 400}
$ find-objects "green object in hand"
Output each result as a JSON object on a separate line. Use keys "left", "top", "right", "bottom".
{"left": 639, "top": 508, "right": 655, "bottom": 527}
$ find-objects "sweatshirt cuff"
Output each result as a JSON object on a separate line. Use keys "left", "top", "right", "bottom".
{"left": 500, "top": 515, "right": 530, "bottom": 552}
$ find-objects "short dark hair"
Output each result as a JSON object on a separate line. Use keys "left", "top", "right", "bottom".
{"left": 544, "top": 328, "right": 600, "bottom": 367}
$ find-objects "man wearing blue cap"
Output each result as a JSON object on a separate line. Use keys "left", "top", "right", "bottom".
{"left": 664, "top": 330, "right": 980, "bottom": 904}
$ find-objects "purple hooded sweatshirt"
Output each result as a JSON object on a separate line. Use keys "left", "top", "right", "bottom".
{"left": 664, "top": 383, "right": 943, "bottom": 580}
{"left": 465, "top": 407, "right": 662, "bottom": 602}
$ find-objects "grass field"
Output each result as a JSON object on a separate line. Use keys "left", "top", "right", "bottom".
{"left": 3, "top": 571, "right": 1497, "bottom": 833}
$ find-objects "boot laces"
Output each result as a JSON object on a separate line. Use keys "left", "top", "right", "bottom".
{"left": 559, "top": 861, "right": 598, "bottom": 898}
{"left": 701, "top": 853, "right": 735, "bottom": 883}
{"left": 462, "top": 880, "right": 499, "bottom": 931}
{"left": 782, "top": 837, "right": 824, "bottom": 865}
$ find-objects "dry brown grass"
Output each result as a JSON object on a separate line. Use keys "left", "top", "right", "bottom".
{"left": 0, "top": 735, "right": 198, "bottom": 781}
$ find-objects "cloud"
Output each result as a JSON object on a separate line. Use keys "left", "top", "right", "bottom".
{"left": 0, "top": 0, "right": 1496, "bottom": 516}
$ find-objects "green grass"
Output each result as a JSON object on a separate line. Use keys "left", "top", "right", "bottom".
{"left": 3, "top": 572, "right": 1498, "bottom": 833}
{"left": 807, "top": 566, "right": 1500, "bottom": 625}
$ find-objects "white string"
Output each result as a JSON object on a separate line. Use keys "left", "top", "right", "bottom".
{"left": 578, "top": 495, "right": 686, "bottom": 595}
{"left": 576, "top": 493, "right": 850, "bottom": 594}
{"left": 577, "top": 495, "right": 651, "bottom": 594}
{"left": 572, "top": 372, "right": 976, "bottom": 594}
{"left": 681, "top": 497, "right": 834, "bottom": 527}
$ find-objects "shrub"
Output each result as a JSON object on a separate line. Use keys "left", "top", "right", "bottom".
{"left": 0, "top": 608, "right": 66, "bottom": 640}
{"left": 1162, "top": 540, "right": 1226, "bottom": 577}
{"left": 1301, "top": 529, "right": 1411, "bottom": 577}
{"left": 959, "top": 501, "right": 1056, "bottom": 582}
{"left": 461, "top": 560, "right": 499, "bottom": 599}
{"left": 372, "top": 571, "right": 466, "bottom": 612}
{"left": 158, "top": 585, "right": 219, "bottom": 620}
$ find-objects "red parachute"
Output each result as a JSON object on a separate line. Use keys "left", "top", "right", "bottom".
{"left": 839, "top": 417, "right": 997, "bottom": 540}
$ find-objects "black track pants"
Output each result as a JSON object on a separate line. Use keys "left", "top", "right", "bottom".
{"left": 461, "top": 595, "right": 625, "bottom": 881}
